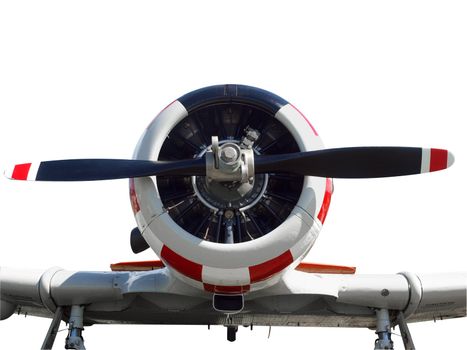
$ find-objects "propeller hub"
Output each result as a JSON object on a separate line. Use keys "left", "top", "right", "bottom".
{"left": 195, "top": 138, "right": 267, "bottom": 211}
{"left": 206, "top": 137, "right": 255, "bottom": 184}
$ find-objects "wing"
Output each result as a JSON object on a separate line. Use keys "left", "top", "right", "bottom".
{"left": 1, "top": 266, "right": 465, "bottom": 328}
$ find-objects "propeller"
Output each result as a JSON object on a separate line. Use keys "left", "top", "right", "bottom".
{"left": 4, "top": 147, "right": 453, "bottom": 182}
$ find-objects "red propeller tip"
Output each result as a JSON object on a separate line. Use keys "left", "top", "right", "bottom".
{"left": 4, "top": 163, "right": 38, "bottom": 181}
{"left": 421, "top": 149, "right": 455, "bottom": 173}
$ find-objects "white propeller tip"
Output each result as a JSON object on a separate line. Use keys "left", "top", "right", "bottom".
{"left": 447, "top": 151, "right": 455, "bottom": 168}
{"left": 3, "top": 164, "right": 16, "bottom": 180}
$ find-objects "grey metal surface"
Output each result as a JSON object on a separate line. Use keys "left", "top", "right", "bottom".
{"left": 1, "top": 267, "right": 466, "bottom": 328}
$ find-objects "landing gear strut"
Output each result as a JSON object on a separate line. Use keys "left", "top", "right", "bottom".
{"left": 374, "top": 309, "right": 393, "bottom": 349}
{"left": 41, "top": 305, "right": 86, "bottom": 350}
{"left": 397, "top": 312, "right": 416, "bottom": 350}
{"left": 41, "top": 306, "right": 64, "bottom": 350}
{"left": 65, "top": 305, "right": 86, "bottom": 350}
{"left": 373, "top": 309, "right": 416, "bottom": 350}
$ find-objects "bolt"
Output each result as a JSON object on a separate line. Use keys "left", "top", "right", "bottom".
{"left": 381, "top": 289, "right": 390, "bottom": 297}
{"left": 221, "top": 146, "right": 238, "bottom": 163}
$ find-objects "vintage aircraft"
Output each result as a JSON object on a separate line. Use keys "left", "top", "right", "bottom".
{"left": 1, "top": 85, "right": 465, "bottom": 349}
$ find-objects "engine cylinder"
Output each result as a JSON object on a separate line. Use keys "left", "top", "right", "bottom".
{"left": 130, "top": 85, "right": 332, "bottom": 292}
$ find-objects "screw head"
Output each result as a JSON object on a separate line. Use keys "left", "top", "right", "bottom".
{"left": 220, "top": 146, "right": 239, "bottom": 163}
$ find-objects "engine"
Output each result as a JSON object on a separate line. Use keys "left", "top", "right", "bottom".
{"left": 130, "top": 85, "right": 332, "bottom": 293}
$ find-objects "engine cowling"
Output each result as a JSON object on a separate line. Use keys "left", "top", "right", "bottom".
{"left": 130, "top": 85, "right": 332, "bottom": 293}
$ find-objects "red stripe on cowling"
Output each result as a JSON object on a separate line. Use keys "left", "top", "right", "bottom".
{"left": 203, "top": 284, "right": 250, "bottom": 294}
{"left": 289, "top": 104, "right": 318, "bottom": 136}
{"left": 12, "top": 163, "right": 32, "bottom": 180}
{"left": 161, "top": 99, "right": 177, "bottom": 112}
{"left": 249, "top": 250, "right": 294, "bottom": 283}
{"left": 317, "top": 178, "right": 333, "bottom": 224}
{"left": 430, "top": 149, "right": 448, "bottom": 172}
{"left": 129, "top": 178, "right": 141, "bottom": 214}
{"left": 160, "top": 245, "right": 203, "bottom": 282}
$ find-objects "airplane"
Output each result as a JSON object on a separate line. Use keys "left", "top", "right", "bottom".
{"left": 1, "top": 84, "right": 465, "bottom": 350}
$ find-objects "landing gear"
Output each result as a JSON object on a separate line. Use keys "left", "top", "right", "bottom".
{"left": 65, "top": 305, "right": 86, "bottom": 350}
{"left": 373, "top": 309, "right": 416, "bottom": 350}
{"left": 397, "top": 312, "right": 416, "bottom": 350}
{"left": 41, "top": 306, "right": 64, "bottom": 350}
{"left": 374, "top": 309, "right": 393, "bottom": 349}
{"left": 40, "top": 305, "right": 86, "bottom": 350}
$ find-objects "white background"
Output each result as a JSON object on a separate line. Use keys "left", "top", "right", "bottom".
{"left": 1, "top": 1, "right": 466, "bottom": 349}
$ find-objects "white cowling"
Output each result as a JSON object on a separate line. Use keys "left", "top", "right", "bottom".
{"left": 129, "top": 85, "right": 331, "bottom": 293}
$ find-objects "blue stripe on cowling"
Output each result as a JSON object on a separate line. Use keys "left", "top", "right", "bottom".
{"left": 178, "top": 84, "right": 288, "bottom": 114}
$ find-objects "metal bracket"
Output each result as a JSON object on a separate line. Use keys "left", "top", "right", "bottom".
{"left": 240, "top": 126, "right": 260, "bottom": 149}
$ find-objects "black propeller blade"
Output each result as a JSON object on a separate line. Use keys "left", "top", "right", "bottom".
{"left": 255, "top": 147, "right": 454, "bottom": 178}
{"left": 5, "top": 158, "right": 205, "bottom": 181}
{"left": 5, "top": 147, "right": 453, "bottom": 181}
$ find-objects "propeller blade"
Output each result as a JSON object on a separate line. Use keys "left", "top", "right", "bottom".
{"left": 5, "top": 147, "right": 454, "bottom": 182}
{"left": 5, "top": 158, "right": 206, "bottom": 181}
{"left": 255, "top": 147, "right": 454, "bottom": 178}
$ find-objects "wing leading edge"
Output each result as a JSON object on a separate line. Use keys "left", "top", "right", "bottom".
{"left": 1, "top": 266, "right": 465, "bottom": 328}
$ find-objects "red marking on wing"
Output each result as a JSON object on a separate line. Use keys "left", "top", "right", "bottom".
{"left": 430, "top": 148, "right": 448, "bottom": 172}
{"left": 249, "top": 250, "right": 294, "bottom": 283}
{"left": 317, "top": 178, "right": 333, "bottom": 223}
{"left": 110, "top": 260, "right": 165, "bottom": 271}
{"left": 11, "top": 163, "right": 32, "bottom": 180}
{"left": 161, "top": 245, "right": 203, "bottom": 282}
{"left": 296, "top": 262, "right": 356, "bottom": 274}
{"left": 203, "top": 284, "right": 250, "bottom": 294}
